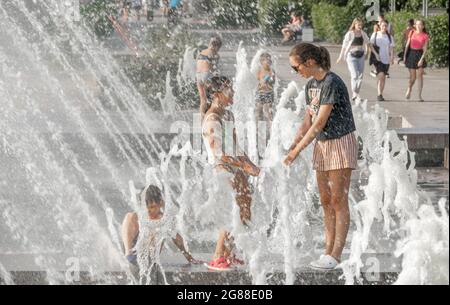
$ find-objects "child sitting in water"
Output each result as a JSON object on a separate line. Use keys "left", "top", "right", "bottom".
{"left": 202, "top": 76, "right": 261, "bottom": 271}
{"left": 255, "top": 52, "right": 276, "bottom": 157}
{"left": 121, "top": 184, "right": 199, "bottom": 266}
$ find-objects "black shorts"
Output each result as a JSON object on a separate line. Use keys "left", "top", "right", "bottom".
{"left": 375, "top": 62, "right": 390, "bottom": 75}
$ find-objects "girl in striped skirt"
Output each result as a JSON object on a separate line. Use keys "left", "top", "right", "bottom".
{"left": 284, "top": 43, "right": 358, "bottom": 270}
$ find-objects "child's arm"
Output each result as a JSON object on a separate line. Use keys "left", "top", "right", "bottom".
{"left": 233, "top": 128, "right": 260, "bottom": 176}
{"left": 256, "top": 69, "right": 262, "bottom": 82}
{"left": 172, "top": 233, "right": 201, "bottom": 264}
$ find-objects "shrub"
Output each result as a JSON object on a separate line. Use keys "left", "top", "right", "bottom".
{"left": 424, "top": 14, "right": 449, "bottom": 67}
{"left": 401, "top": 0, "right": 448, "bottom": 11}
{"left": 311, "top": 3, "right": 354, "bottom": 43}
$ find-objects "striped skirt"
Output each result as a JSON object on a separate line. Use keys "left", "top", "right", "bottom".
{"left": 313, "top": 132, "right": 358, "bottom": 172}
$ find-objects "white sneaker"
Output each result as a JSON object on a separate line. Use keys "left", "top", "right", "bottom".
{"left": 370, "top": 70, "right": 377, "bottom": 78}
{"left": 309, "top": 255, "right": 339, "bottom": 270}
{"left": 308, "top": 254, "right": 325, "bottom": 268}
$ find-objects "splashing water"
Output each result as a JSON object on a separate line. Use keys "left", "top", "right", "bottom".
{"left": 0, "top": 0, "right": 164, "bottom": 284}
{"left": 0, "top": 259, "right": 13, "bottom": 285}
{"left": 179, "top": 47, "right": 197, "bottom": 85}
{"left": 394, "top": 199, "right": 449, "bottom": 285}
{"left": 340, "top": 100, "right": 449, "bottom": 285}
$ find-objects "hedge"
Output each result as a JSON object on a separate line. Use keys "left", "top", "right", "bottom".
{"left": 386, "top": 12, "right": 449, "bottom": 67}
{"left": 401, "top": 0, "right": 448, "bottom": 11}
{"left": 311, "top": 3, "right": 354, "bottom": 43}
{"left": 426, "top": 14, "right": 449, "bottom": 67}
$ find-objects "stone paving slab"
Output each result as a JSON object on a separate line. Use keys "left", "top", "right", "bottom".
{"left": 0, "top": 252, "right": 400, "bottom": 285}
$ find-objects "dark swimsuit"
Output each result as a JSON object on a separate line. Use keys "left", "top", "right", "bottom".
{"left": 197, "top": 53, "right": 220, "bottom": 72}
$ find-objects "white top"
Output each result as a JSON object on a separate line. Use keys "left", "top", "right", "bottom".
{"left": 370, "top": 32, "right": 395, "bottom": 65}
{"left": 338, "top": 30, "right": 371, "bottom": 62}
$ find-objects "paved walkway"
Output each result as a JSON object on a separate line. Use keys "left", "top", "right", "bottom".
{"left": 219, "top": 43, "right": 449, "bottom": 131}
{"left": 112, "top": 18, "right": 449, "bottom": 143}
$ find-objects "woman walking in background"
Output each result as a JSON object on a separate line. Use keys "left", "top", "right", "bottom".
{"left": 370, "top": 21, "right": 395, "bottom": 102}
{"left": 404, "top": 19, "right": 429, "bottom": 102}
{"left": 337, "top": 18, "right": 373, "bottom": 102}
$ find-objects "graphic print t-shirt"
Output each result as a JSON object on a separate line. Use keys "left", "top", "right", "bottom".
{"left": 305, "top": 72, "right": 356, "bottom": 141}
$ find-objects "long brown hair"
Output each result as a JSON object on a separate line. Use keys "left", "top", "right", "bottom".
{"left": 289, "top": 43, "right": 331, "bottom": 71}
{"left": 415, "top": 19, "right": 428, "bottom": 34}
{"left": 206, "top": 76, "right": 232, "bottom": 100}
{"left": 349, "top": 18, "right": 364, "bottom": 32}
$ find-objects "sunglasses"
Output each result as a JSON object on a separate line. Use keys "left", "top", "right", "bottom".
{"left": 291, "top": 64, "right": 301, "bottom": 73}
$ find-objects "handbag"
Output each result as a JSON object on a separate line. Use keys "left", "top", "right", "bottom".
{"left": 350, "top": 50, "right": 365, "bottom": 58}
{"left": 369, "top": 32, "right": 380, "bottom": 65}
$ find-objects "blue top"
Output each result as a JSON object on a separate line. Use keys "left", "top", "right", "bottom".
{"left": 170, "top": 0, "right": 181, "bottom": 8}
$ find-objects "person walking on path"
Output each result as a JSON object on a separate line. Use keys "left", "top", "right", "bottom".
{"left": 337, "top": 18, "right": 374, "bottom": 102}
{"left": 370, "top": 14, "right": 394, "bottom": 78}
{"left": 404, "top": 19, "right": 429, "bottom": 102}
{"left": 370, "top": 21, "right": 395, "bottom": 102}
{"left": 284, "top": 43, "right": 358, "bottom": 270}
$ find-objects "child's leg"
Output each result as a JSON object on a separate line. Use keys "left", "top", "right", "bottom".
{"left": 255, "top": 101, "right": 264, "bottom": 156}
{"left": 282, "top": 28, "right": 290, "bottom": 41}
{"left": 232, "top": 170, "right": 252, "bottom": 225}
{"left": 328, "top": 169, "right": 352, "bottom": 261}
{"left": 121, "top": 213, "right": 139, "bottom": 255}
{"left": 263, "top": 102, "right": 274, "bottom": 144}
{"left": 316, "top": 171, "right": 334, "bottom": 256}
{"left": 214, "top": 229, "right": 229, "bottom": 260}
{"left": 198, "top": 82, "right": 208, "bottom": 116}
